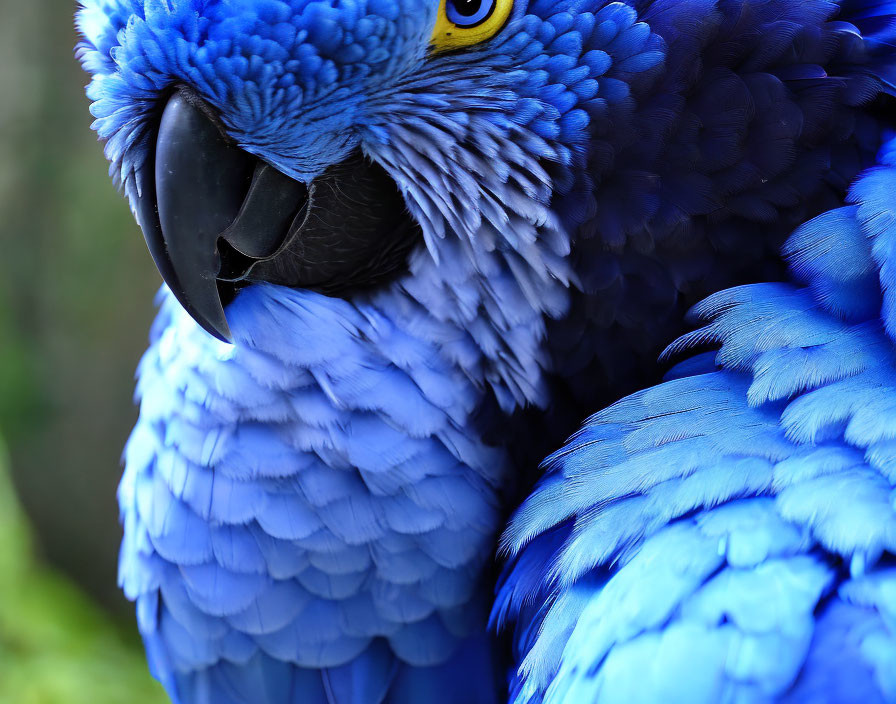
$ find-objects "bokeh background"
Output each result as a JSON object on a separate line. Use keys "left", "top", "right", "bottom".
{"left": 0, "top": 0, "right": 167, "bottom": 700}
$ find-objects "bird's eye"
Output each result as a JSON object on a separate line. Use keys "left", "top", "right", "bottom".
{"left": 446, "top": 0, "right": 494, "bottom": 27}
{"left": 430, "top": 0, "right": 513, "bottom": 52}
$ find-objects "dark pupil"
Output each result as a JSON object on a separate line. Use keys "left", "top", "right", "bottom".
{"left": 453, "top": 0, "right": 482, "bottom": 17}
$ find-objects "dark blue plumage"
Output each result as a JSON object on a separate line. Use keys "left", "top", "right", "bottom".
{"left": 76, "top": 0, "right": 896, "bottom": 702}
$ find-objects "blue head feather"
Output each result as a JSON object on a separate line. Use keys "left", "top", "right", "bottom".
{"left": 77, "top": 0, "right": 671, "bottom": 414}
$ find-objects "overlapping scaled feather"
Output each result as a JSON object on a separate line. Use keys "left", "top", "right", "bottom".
{"left": 120, "top": 283, "right": 511, "bottom": 704}
{"left": 499, "top": 120, "right": 896, "bottom": 703}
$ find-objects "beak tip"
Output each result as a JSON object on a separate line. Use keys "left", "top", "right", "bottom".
{"left": 207, "top": 322, "right": 234, "bottom": 345}
{"left": 185, "top": 299, "right": 235, "bottom": 345}
{"left": 164, "top": 281, "right": 234, "bottom": 345}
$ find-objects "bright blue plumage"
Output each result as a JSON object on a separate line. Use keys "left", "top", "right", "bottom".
{"left": 77, "top": 0, "right": 896, "bottom": 702}
{"left": 121, "top": 285, "right": 508, "bottom": 702}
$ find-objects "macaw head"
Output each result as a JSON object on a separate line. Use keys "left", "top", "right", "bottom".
{"left": 77, "top": 0, "right": 662, "bottom": 384}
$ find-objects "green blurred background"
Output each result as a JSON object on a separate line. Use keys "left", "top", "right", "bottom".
{"left": 0, "top": 0, "right": 167, "bottom": 700}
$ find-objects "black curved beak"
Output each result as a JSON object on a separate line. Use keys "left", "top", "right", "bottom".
{"left": 133, "top": 88, "right": 308, "bottom": 342}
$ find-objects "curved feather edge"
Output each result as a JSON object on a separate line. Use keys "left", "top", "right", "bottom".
{"left": 497, "top": 96, "right": 896, "bottom": 704}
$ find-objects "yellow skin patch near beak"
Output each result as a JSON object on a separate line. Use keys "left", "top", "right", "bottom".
{"left": 430, "top": 0, "right": 514, "bottom": 52}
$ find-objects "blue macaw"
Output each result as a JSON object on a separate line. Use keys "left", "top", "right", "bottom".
{"left": 77, "top": 0, "right": 896, "bottom": 702}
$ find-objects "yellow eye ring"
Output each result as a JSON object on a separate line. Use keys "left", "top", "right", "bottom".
{"left": 431, "top": 0, "right": 513, "bottom": 52}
